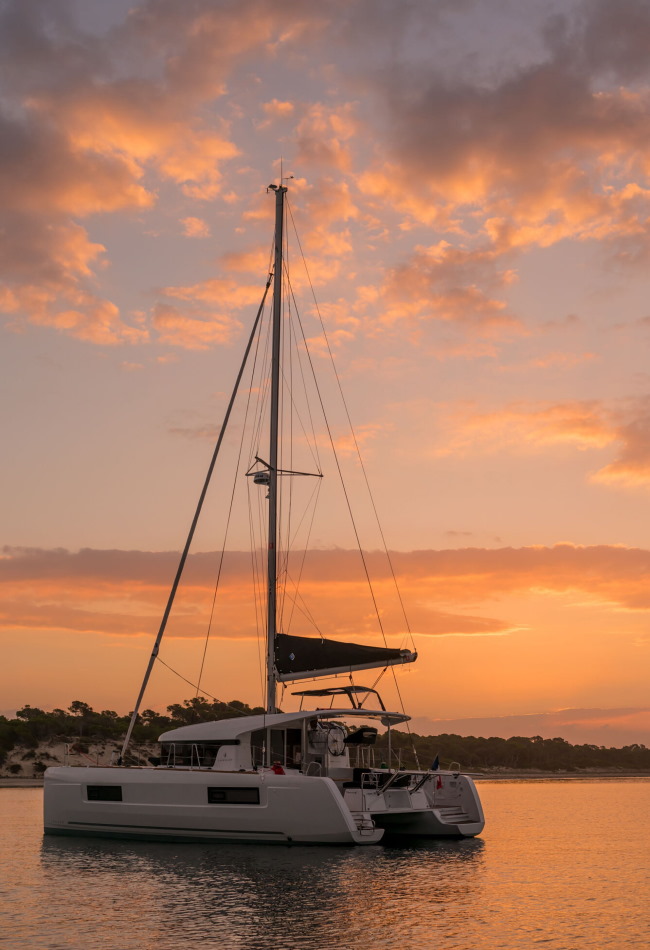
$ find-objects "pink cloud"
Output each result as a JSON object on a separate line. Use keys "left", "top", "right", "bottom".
{"left": 294, "top": 103, "right": 359, "bottom": 172}
{"left": 181, "top": 217, "right": 211, "bottom": 239}
{"left": 372, "top": 243, "right": 519, "bottom": 337}
{"left": 1, "top": 542, "right": 649, "bottom": 643}
{"left": 409, "top": 706, "right": 650, "bottom": 746}
{"left": 434, "top": 397, "right": 650, "bottom": 489}
{"left": 2, "top": 0, "right": 650, "bottom": 351}
{"left": 151, "top": 303, "right": 242, "bottom": 350}
{"left": 0, "top": 0, "right": 301, "bottom": 344}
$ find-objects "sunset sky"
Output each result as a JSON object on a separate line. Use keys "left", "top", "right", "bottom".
{"left": 1, "top": 0, "right": 649, "bottom": 747}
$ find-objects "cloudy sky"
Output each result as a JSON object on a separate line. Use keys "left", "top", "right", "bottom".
{"left": 1, "top": 0, "right": 649, "bottom": 745}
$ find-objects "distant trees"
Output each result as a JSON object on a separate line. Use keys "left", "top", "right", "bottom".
{"left": 1, "top": 699, "right": 649, "bottom": 772}
{"left": 164, "top": 696, "right": 264, "bottom": 726}
{"left": 375, "top": 730, "right": 650, "bottom": 772}
{"left": 0, "top": 697, "right": 268, "bottom": 768}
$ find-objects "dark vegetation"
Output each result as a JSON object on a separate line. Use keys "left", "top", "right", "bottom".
{"left": 1, "top": 698, "right": 649, "bottom": 772}
{"left": 377, "top": 730, "right": 650, "bottom": 772}
{"left": 0, "top": 697, "right": 264, "bottom": 768}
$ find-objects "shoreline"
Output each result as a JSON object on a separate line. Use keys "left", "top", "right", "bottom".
{"left": 472, "top": 769, "right": 650, "bottom": 780}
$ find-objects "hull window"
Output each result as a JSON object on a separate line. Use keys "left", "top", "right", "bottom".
{"left": 208, "top": 787, "right": 260, "bottom": 805}
{"left": 87, "top": 785, "right": 123, "bottom": 802}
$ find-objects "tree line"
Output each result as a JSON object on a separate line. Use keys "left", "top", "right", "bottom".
{"left": 375, "top": 729, "right": 650, "bottom": 772}
{"left": 1, "top": 697, "right": 649, "bottom": 772}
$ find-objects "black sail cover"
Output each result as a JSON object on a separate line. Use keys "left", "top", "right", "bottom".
{"left": 275, "top": 633, "right": 417, "bottom": 682}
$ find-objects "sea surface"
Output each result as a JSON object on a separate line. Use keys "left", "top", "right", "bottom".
{"left": 1, "top": 779, "right": 648, "bottom": 950}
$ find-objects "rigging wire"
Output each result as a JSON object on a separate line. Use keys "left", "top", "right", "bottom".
{"left": 287, "top": 199, "right": 414, "bottom": 649}
{"left": 119, "top": 275, "right": 272, "bottom": 760}
{"left": 244, "top": 239, "right": 275, "bottom": 708}
{"left": 280, "top": 570, "right": 324, "bottom": 637}
{"left": 285, "top": 199, "right": 420, "bottom": 764}
{"left": 156, "top": 656, "right": 258, "bottom": 716}
{"left": 279, "top": 221, "right": 292, "bottom": 630}
{"left": 195, "top": 281, "right": 270, "bottom": 697}
{"left": 283, "top": 478, "right": 322, "bottom": 635}
{"left": 283, "top": 267, "right": 390, "bottom": 650}
{"left": 247, "top": 480, "right": 265, "bottom": 697}
{"left": 286, "top": 311, "right": 324, "bottom": 471}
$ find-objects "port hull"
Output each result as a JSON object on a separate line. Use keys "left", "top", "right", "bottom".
{"left": 44, "top": 766, "right": 383, "bottom": 845}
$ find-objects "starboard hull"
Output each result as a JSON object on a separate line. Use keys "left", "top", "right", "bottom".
{"left": 349, "top": 773, "right": 485, "bottom": 839}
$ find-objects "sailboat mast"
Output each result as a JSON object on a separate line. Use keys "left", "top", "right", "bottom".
{"left": 266, "top": 183, "right": 287, "bottom": 714}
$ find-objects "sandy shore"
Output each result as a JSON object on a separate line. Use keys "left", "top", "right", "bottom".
{"left": 0, "top": 779, "right": 45, "bottom": 787}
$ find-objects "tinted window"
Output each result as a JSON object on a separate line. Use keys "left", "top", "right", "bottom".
{"left": 87, "top": 785, "right": 122, "bottom": 802}
{"left": 159, "top": 741, "right": 239, "bottom": 768}
{"left": 208, "top": 787, "right": 259, "bottom": 805}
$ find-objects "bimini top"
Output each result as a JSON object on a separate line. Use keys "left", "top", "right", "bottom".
{"left": 158, "top": 707, "right": 410, "bottom": 743}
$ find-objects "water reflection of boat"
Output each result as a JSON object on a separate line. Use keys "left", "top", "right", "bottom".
{"left": 40, "top": 834, "right": 485, "bottom": 947}
{"left": 44, "top": 183, "right": 484, "bottom": 845}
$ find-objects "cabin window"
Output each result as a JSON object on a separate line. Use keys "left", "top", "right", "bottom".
{"left": 250, "top": 728, "right": 300, "bottom": 767}
{"left": 207, "top": 787, "right": 260, "bottom": 805}
{"left": 159, "top": 740, "right": 239, "bottom": 768}
{"left": 87, "top": 785, "right": 122, "bottom": 802}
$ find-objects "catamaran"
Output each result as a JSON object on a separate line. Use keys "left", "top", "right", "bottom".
{"left": 44, "top": 183, "right": 485, "bottom": 845}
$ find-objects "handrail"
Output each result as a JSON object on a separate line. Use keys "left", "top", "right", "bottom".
{"left": 412, "top": 772, "right": 435, "bottom": 792}
{"left": 378, "top": 771, "right": 415, "bottom": 793}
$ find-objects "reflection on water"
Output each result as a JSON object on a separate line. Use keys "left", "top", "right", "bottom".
{"left": 2, "top": 781, "right": 649, "bottom": 949}
{"left": 38, "top": 835, "right": 485, "bottom": 950}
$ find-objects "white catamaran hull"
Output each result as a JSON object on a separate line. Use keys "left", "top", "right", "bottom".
{"left": 44, "top": 766, "right": 384, "bottom": 845}
{"left": 44, "top": 762, "right": 484, "bottom": 844}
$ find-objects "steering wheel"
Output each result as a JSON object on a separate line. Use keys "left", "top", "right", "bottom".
{"left": 326, "top": 725, "right": 346, "bottom": 756}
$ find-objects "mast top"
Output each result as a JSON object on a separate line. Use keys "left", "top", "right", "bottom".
{"left": 268, "top": 174, "right": 292, "bottom": 193}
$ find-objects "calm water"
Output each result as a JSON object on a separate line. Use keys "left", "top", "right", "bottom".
{"left": 1, "top": 780, "right": 648, "bottom": 950}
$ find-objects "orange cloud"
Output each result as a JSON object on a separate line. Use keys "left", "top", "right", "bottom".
{"left": 221, "top": 247, "right": 272, "bottom": 274}
{"left": 594, "top": 402, "right": 650, "bottom": 487}
{"left": 152, "top": 303, "right": 242, "bottom": 350}
{"left": 2, "top": 0, "right": 650, "bottom": 351}
{"left": 0, "top": 110, "right": 152, "bottom": 343}
{"left": 374, "top": 243, "right": 519, "bottom": 335}
{"left": 0, "top": 0, "right": 293, "bottom": 343}
{"left": 350, "top": 4, "right": 650, "bottom": 272}
{"left": 263, "top": 99, "right": 295, "bottom": 118}
{"left": 162, "top": 278, "right": 266, "bottom": 308}
{"left": 360, "top": 81, "right": 650, "bottom": 258}
{"left": 434, "top": 397, "right": 650, "bottom": 489}
{"left": 3, "top": 543, "right": 649, "bottom": 722}
{"left": 149, "top": 274, "right": 270, "bottom": 348}
{"left": 181, "top": 217, "right": 211, "bottom": 239}
{"left": 439, "top": 400, "right": 614, "bottom": 455}
{"left": 409, "top": 706, "right": 650, "bottom": 746}
{"left": 295, "top": 103, "right": 359, "bottom": 172}
{"left": 1, "top": 543, "right": 648, "bottom": 645}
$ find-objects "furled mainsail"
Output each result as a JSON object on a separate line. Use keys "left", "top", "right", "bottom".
{"left": 275, "top": 633, "right": 417, "bottom": 683}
